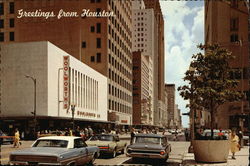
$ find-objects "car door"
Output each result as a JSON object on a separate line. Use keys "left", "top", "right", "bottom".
{"left": 74, "top": 138, "right": 89, "bottom": 165}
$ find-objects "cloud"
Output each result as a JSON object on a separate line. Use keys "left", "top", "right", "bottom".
{"left": 160, "top": 1, "right": 204, "bottom": 127}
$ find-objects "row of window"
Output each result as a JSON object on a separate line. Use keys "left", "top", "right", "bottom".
{"left": 108, "top": 39, "right": 132, "bottom": 69}
{"left": 0, "top": 32, "right": 14, "bottom": 42}
{"left": 82, "top": 39, "right": 101, "bottom": 49}
{"left": 0, "top": 2, "right": 14, "bottom": 15}
{"left": 108, "top": 23, "right": 131, "bottom": 56}
{"left": 108, "top": 68, "right": 132, "bottom": 91}
{"left": 70, "top": 68, "right": 99, "bottom": 110}
{"left": 108, "top": 0, "right": 132, "bottom": 26}
{"left": 108, "top": 99, "right": 132, "bottom": 114}
{"left": 90, "top": 53, "right": 101, "bottom": 63}
{"left": 108, "top": 84, "right": 132, "bottom": 103}
{"left": 90, "top": 23, "right": 101, "bottom": 33}
{"left": 108, "top": 54, "right": 132, "bottom": 80}
{"left": 0, "top": 19, "right": 14, "bottom": 28}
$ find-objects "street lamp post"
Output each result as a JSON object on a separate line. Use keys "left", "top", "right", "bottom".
{"left": 25, "top": 75, "right": 37, "bottom": 139}
{"left": 71, "top": 104, "right": 76, "bottom": 131}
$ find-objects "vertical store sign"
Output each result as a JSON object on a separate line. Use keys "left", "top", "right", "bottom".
{"left": 63, "top": 56, "right": 70, "bottom": 109}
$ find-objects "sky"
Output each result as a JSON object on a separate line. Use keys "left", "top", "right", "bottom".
{"left": 159, "top": 1, "right": 204, "bottom": 127}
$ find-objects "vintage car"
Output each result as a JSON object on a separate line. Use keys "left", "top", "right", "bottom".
{"left": 0, "top": 130, "right": 13, "bottom": 145}
{"left": 126, "top": 134, "right": 171, "bottom": 161}
{"left": 9, "top": 136, "right": 99, "bottom": 165}
{"left": 86, "top": 134, "right": 127, "bottom": 158}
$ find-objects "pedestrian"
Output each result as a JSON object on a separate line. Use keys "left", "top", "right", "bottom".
{"left": 237, "top": 131, "right": 243, "bottom": 148}
{"left": 64, "top": 128, "right": 69, "bottom": 136}
{"left": 69, "top": 128, "right": 73, "bottom": 136}
{"left": 75, "top": 126, "right": 81, "bottom": 137}
{"left": 84, "top": 127, "right": 89, "bottom": 140}
{"left": 88, "top": 126, "right": 93, "bottom": 137}
{"left": 184, "top": 128, "right": 189, "bottom": 141}
{"left": 13, "top": 128, "right": 20, "bottom": 148}
{"left": 130, "top": 128, "right": 135, "bottom": 144}
{"left": 230, "top": 130, "right": 240, "bottom": 159}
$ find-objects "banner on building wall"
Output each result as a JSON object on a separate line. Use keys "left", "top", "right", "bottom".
{"left": 63, "top": 56, "right": 70, "bottom": 109}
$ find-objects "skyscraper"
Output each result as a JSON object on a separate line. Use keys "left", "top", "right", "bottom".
{"left": 205, "top": 0, "right": 249, "bottom": 131}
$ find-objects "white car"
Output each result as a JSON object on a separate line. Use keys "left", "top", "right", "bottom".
{"left": 9, "top": 136, "right": 100, "bottom": 165}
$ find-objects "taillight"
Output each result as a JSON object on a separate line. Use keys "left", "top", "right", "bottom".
{"left": 99, "top": 146, "right": 109, "bottom": 149}
{"left": 160, "top": 151, "right": 165, "bottom": 155}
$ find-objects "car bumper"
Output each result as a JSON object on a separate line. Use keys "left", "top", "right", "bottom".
{"left": 126, "top": 153, "right": 167, "bottom": 159}
{"left": 9, "top": 161, "right": 61, "bottom": 165}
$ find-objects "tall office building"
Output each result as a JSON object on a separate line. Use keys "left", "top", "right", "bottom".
{"left": 205, "top": 0, "right": 249, "bottom": 131}
{"left": 132, "top": 0, "right": 157, "bottom": 126}
{"left": 166, "top": 84, "right": 175, "bottom": 128}
{"left": 143, "top": 0, "right": 165, "bottom": 126}
{"left": 0, "top": 0, "right": 133, "bottom": 126}
{"left": 132, "top": 51, "right": 152, "bottom": 125}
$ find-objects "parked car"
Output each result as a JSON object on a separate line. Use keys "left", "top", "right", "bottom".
{"left": 126, "top": 134, "right": 171, "bottom": 162}
{"left": 86, "top": 134, "right": 127, "bottom": 158}
{"left": 0, "top": 130, "right": 13, "bottom": 145}
{"left": 9, "top": 136, "right": 99, "bottom": 165}
{"left": 201, "top": 129, "right": 227, "bottom": 140}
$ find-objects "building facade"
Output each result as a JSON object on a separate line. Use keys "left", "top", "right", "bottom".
{"left": 0, "top": 41, "right": 108, "bottom": 134}
{"left": 0, "top": 0, "right": 133, "bottom": 126}
{"left": 132, "top": 51, "right": 152, "bottom": 125}
{"left": 132, "top": 0, "right": 162, "bottom": 126}
{"left": 165, "top": 84, "right": 175, "bottom": 128}
{"left": 205, "top": 0, "right": 249, "bottom": 132}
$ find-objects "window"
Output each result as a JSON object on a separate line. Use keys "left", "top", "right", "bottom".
{"left": 0, "top": 19, "right": 3, "bottom": 28}
{"left": 0, "top": 3, "right": 3, "bottom": 15}
{"left": 0, "top": 32, "right": 4, "bottom": 42}
{"left": 96, "top": 23, "right": 101, "bottom": 33}
{"left": 90, "top": 26, "right": 95, "bottom": 32}
{"left": 82, "top": 41, "right": 86, "bottom": 48}
{"left": 9, "top": 2, "right": 14, "bottom": 14}
{"left": 9, "top": 18, "right": 14, "bottom": 28}
{"left": 91, "top": 56, "right": 95, "bottom": 62}
{"left": 9, "top": 32, "right": 14, "bottom": 41}
{"left": 230, "top": 34, "right": 238, "bottom": 42}
{"left": 96, "top": 38, "right": 101, "bottom": 48}
{"left": 96, "top": 0, "right": 101, "bottom": 2}
{"left": 74, "top": 139, "right": 87, "bottom": 148}
{"left": 230, "top": 18, "right": 238, "bottom": 31}
{"left": 90, "top": 0, "right": 95, "bottom": 3}
{"left": 96, "top": 53, "right": 101, "bottom": 62}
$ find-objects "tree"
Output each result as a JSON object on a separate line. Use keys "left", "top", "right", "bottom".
{"left": 178, "top": 44, "right": 242, "bottom": 139}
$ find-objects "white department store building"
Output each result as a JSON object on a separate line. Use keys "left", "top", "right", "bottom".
{"left": 0, "top": 41, "right": 108, "bottom": 132}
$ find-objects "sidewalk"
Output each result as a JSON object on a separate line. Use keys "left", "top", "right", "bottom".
{"left": 182, "top": 146, "right": 249, "bottom": 166}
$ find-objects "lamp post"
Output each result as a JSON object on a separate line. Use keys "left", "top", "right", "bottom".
{"left": 25, "top": 75, "right": 37, "bottom": 139}
{"left": 71, "top": 104, "right": 76, "bottom": 131}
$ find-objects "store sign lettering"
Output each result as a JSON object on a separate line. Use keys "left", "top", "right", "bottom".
{"left": 63, "top": 56, "right": 70, "bottom": 109}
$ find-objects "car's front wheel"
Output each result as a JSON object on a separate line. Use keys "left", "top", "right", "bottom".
{"left": 88, "top": 153, "right": 97, "bottom": 165}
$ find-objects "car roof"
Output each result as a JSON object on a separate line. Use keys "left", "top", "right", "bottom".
{"left": 135, "top": 134, "right": 165, "bottom": 138}
{"left": 38, "top": 136, "right": 81, "bottom": 141}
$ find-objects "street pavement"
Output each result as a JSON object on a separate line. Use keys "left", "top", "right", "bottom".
{"left": 0, "top": 133, "right": 248, "bottom": 166}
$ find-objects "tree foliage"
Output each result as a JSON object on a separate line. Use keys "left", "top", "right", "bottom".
{"left": 178, "top": 44, "right": 242, "bottom": 139}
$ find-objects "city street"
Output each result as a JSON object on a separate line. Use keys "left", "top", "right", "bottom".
{"left": 0, "top": 134, "right": 186, "bottom": 165}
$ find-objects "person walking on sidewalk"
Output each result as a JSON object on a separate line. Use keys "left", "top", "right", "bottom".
{"left": 13, "top": 128, "right": 20, "bottom": 148}
{"left": 230, "top": 130, "right": 240, "bottom": 159}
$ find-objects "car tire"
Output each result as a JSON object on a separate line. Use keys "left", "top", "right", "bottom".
{"left": 88, "top": 153, "right": 97, "bottom": 165}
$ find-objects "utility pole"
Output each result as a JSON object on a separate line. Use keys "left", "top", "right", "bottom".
{"left": 25, "top": 75, "right": 37, "bottom": 139}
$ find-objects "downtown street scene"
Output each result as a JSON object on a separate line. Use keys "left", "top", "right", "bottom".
{"left": 0, "top": 0, "right": 249, "bottom": 165}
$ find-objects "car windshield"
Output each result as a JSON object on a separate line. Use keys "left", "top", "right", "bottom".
{"left": 89, "top": 135, "right": 113, "bottom": 141}
{"left": 33, "top": 139, "right": 68, "bottom": 148}
{"left": 135, "top": 137, "right": 161, "bottom": 144}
